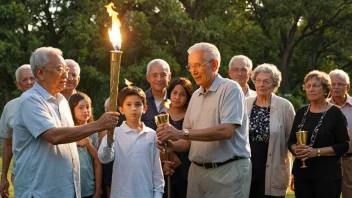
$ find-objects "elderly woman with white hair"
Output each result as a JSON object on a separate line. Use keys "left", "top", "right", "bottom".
{"left": 246, "top": 63, "right": 295, "bottom": 198}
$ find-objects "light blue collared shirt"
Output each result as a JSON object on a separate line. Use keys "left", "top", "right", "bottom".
{"left": 98, "top": 121, "right": 164, "bottom": 198}
{"left": 13, "top": 82, "right": 81, "bottom": 198}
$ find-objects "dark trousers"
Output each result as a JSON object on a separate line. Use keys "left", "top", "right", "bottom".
{"left": 163, "top": 180, "right": 188, "bottom": 198}
{"left": 249, "top": 180, "right": 285, "bottom": 198}
{"left": 294, "top": 177, "right": 342, "bottom": 198}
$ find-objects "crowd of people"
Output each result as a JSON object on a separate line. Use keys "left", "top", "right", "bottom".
{"left": 0, "top": 42, "right": 351, "bottom": 198}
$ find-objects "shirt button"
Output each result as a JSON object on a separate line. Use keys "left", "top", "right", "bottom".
{"left": 266, "top": 165, "right": 269, "bottom": 168}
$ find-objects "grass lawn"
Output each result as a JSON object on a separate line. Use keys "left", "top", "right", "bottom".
{"left": 0, "top": 157, "right": 14, "bottom": 198}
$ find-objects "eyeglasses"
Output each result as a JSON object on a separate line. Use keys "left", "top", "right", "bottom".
{"left": 68, "top": 73, "right": 79, "bottom": 80}
{"left": 302, "top": 84, "right": 322, "bottom": 90}
{"left": 254, "top": 79, "right": 273, "bottom": 85}
{"left": 230, "top": 68, "right": 249, "bottom": 74}
{"left": 331, "top": 82, "right": 347, "bottom": 88}
{"left": 149, "top": 73, "right": 168, "bottom": 79}
{"left": 186, "top": 60, "right": 212, "bottom": 72}
{"left": 43, "top": 66, "right": 70, "bottom": 74}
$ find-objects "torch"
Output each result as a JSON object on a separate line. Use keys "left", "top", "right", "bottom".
{"left": 105, "top": 2, "right": 122, "bottom": 147}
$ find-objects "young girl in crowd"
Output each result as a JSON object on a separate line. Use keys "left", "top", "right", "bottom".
{"left": 163, "top": 77, "right": 194, "bottom": 198}
{"left": 98, "top": 86, "right": 164, "bottom": 198}
{"left": 69, "top": 92, "right": 102, "bottom": 198}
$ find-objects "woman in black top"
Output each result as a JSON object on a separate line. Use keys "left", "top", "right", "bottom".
{"left": 287, "top": 70, "right": 349, "bottom": 198}
{"left": 162, "top": 77, "right": 194, "bottom": 198}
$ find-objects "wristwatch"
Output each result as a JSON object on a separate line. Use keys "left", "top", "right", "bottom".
{"left": 317, "top": 148, "right": 321, "bottom": 157}
{"left": 183, "top": 128, "right": 190, "bottom": 139}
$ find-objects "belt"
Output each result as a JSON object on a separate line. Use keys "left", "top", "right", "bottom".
{"left": 193, "top": 156, "right": 246, "bottom": 169}
{"left": 343, "top": 153, "right": 352, "bottom": 157}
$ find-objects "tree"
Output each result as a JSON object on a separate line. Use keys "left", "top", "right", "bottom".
{"left": 247, "top": 0, "right": 352, "bottom": 92}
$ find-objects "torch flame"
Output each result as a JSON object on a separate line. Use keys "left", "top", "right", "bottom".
{"left": 105, "top": 2, "right": 122, "bottom": 51}
{"left": 124, "top": 78, "right": 134, "bottom": 86}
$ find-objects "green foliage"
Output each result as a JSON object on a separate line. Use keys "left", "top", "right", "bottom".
{"left": 1, "top": 0, "right": 352, "bottom": 116}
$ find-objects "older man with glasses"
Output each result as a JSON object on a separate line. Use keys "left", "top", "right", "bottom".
{"left": 329, "top": 69, "right": 352, "bottom": 198}
{"left": 60, "top": 59, "right": 81, "bottom": 100}
{"left": 157, "top": 42, "right": 251, "bottom": 198}
{"left": 12, "top": 47, "right": 119, "bottom": 198}
{"left": 228, "top": 55, "right": 256, "bottom": 97}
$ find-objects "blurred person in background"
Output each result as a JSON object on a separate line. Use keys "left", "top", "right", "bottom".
{"left": 329, "top": 69, "right": 352, "bottom": 198}
{"left": 0, "top": 64, "right": 35, "bottom": 198}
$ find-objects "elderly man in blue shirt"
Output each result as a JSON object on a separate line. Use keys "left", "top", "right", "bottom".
{"left": 13, "top": 47, "right": 119, "bottom": 198}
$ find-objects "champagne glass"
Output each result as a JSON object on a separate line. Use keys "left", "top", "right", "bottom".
{"left": 296, "top": 131, "right": 308, "bottom": 168}
{"left": 155, "top": 114, "right": 171, "bottom": 198}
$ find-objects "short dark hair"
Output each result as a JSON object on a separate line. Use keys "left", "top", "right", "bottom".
{"left": 167, "top": 77, "right": 194, "bottom": 109}
{"left": 118, "top": 86, "right": 147, "bottom": 106}
{"left": 69, "top": 92, "right": 94, "bottom": 124}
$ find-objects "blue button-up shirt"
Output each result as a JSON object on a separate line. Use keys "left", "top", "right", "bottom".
{"left": 13, "top": 82, "right": 81, "bottom": 198}
{"left": 98, "top": 121, "right": 164, "bottom": 198}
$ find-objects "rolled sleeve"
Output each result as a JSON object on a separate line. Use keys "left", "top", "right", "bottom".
{"left": 98, "top": 135, "right": 115, "bottom": 164}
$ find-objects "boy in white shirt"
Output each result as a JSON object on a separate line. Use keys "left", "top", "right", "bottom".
{"left": 98, "top": 86, "right": 164, "bottom": 198}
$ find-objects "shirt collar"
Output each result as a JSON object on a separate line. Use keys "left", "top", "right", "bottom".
{"left": 199, "top": 74, "right": 222, "bottom": 95}
{"left": 33, "top": 82, "right": 65, "bottom": 102}
{"left": 146, "top": 88, "right": 168, "bottom": 100}
{"left": 329, "top": 94, "right": 352, "bottom": 106}
{"left": 120, "top": 121, "right": 149, "bottom": 133}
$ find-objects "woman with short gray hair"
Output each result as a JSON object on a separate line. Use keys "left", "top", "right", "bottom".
{"left": 288, "top": 70, "right": 349, "bottom": 198}
{"left": 246, "top": 63, "right": 295, "bottom": 197}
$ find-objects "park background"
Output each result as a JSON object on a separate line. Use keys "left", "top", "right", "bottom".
{"left": 1, "top": 0, "right": 352, "bottom": 197}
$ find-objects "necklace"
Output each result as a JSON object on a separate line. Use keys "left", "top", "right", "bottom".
{"left": 297, "top": 102, "right": 328, "bottom": 146}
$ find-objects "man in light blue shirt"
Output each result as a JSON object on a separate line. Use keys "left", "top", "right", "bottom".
{"left": 13, "top": 47, "right": 119, "bottom": 198}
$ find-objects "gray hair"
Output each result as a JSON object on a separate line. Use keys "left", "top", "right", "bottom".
{"left": 329, "top": 69, "right": 350, "bottom": 84}
{"left": 65, "top": 59, "right": 81, "bottom": 76}
{"left": 15, "top": 64, "right": 31, "bottom": 82}
{"left": 252, "top": 63, "right": 282, "bottom": 92}
{"left": 228, "top": 55, "right": 253, "bottom": 70}
{"left": 146, "top": 59, "right": 171, "bottom": 74}
{"left": 187, "top": 42, "right": 221, "bottom": 72}
{"left": 29, "top": 47, "right": 63, "bottom": 78}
